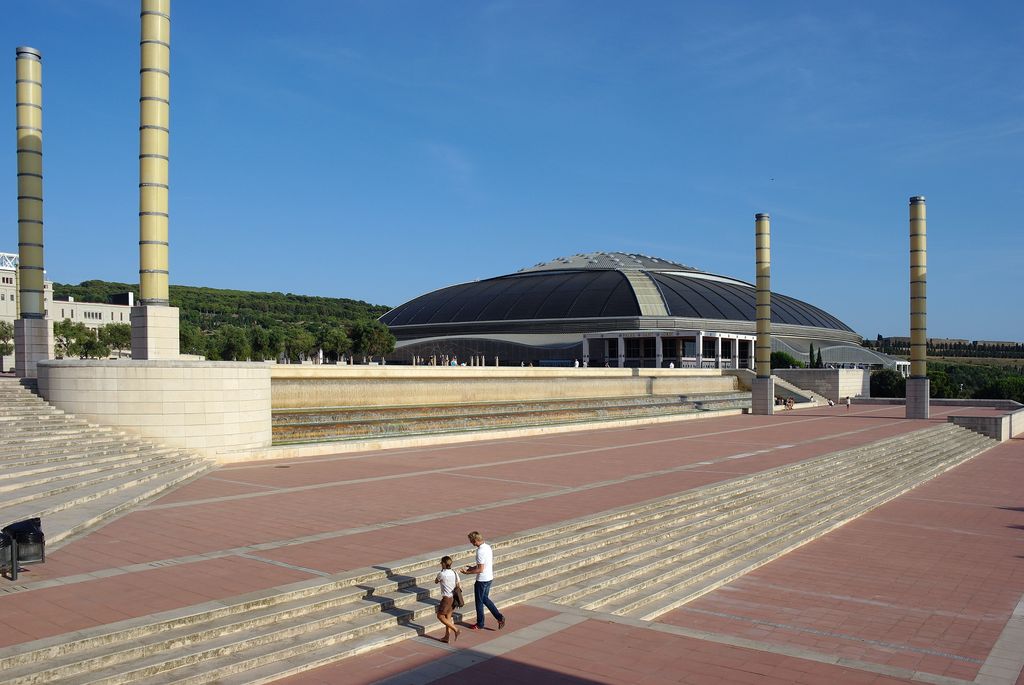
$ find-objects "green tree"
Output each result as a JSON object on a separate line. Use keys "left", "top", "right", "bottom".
{"left": 99, "top": 323, "right": 132, "bottom": 358}
{"left": 54, "top": 319, "right": 97, "bottom": 358}
{"left": 282, "top": 326, "right": 317, "bottom": 363}
{"left": 807, "top": 343, "right": 815, "bottom": 368}
{"left": 318, "top": 326, "right": 352, "bottom": 364}
{"left": 0, "top": 320, "right": 13, "bottom": 372}
{"left": 870, "top": 369, "right": 906, "bottom": 398}
{"left": 248, "top": 325, "right": 274, "bottom": 361}
{"left": 770, "top": 351, "right": 803, "bottom": 369}
{"left": 350, "top": 319, "right": 396, "bottom": 363}
{"left": 80, "top": 333, "right": 111, "bottom": 360}
{"left": 180, "top": 322, "right": 206, "bottom": 357}
{"left": 210, "top": 324, "right": 251, "bottom": 361}
{"left": 815, "top": 348, "right": 824, "bottom": 369}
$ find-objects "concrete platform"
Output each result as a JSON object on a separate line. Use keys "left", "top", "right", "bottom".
{"left": 1, "top": 403, "right": 1021, "bottom": 684}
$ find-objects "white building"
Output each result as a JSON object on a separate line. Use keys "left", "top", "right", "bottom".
{"left": 1, "top": 252, "right": 133, "bottom": 371}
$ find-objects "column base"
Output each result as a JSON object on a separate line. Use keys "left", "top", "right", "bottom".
{"left": 131, "top": 305, "right": 180, "bottom": 360}
{"left": 906, "top": 377, "right": 930, "bottom": 419}
{"left": 14, "top": 318, "right": 54, "bottom": 379}
{"left": 751, "top": 377, "right": 775, "bottom": 416}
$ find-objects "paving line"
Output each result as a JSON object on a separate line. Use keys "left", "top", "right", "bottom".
{"left": 373, "top": 613, "right": 589, "bottom": 685}
{"left": 143, "top": 416, "right": 911, "bottom": 511}
{"left": 6, "top": 418, "right": 913, "bottom": 594}
{"left": 202, "top": 476, "right": 283, "bottom": 490}
{"left": 236, "top": 553, "right": 333, "bottom": 578}
{"left": 528, "top": 601, "right": 973, "bottom": 685}
{"left": 680, "top": 606, "right": 985, "bottom": 664}
{"left": 719, "top": 581, "right": 1008, "bottom": 623}
{"left": 442, "top": 472, "right": 569, "bottom": 489}
{"left": 974, "top": 595, "right": 1024, "bottom": 685}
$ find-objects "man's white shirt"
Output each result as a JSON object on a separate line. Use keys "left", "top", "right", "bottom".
{"left": 475, "top": 542, "right": 494, "bottom": 582}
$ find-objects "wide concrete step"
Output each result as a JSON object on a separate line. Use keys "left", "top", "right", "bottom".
{"left": 38, "top": 461, "right": 212, "bottom": 546}
{"left": 0, "top": 449, "right": 193, "bottom": 495}
{"left": 272, "top": 392, "right": 753, "bottom": 444}
{"left": 0, "top": 440, "right": 180, "bottom": 479}
{"left": 0, "top": 379, "right": 214, "bottom": 543}
{"left": 0, "top": 425, "right": 994, "bottom": 685}
{"left": 0, "top": 438, "right": 156, "bottom": 466}
{"left": 2, "top": 457, "right": 211, "bottom": 546}
{"left": 567, "top": 439, "right": 981, "bottom": 617}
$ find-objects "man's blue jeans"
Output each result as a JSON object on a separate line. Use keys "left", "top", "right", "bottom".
{"left": 473, "top": 580, "right": 504, "bottom": 628}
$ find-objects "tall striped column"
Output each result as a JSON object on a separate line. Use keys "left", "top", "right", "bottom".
{"left": 14, "top": 46, "right": 54, "bottom": 378}
{"left": 751, "top": 213, "right": 775, "bottom": 414}
{"left": 15, "top": 47, "right": 44, "bottom": 319}
{"left": 139, "top": 0, "right": 170, "bottom": 305}
{"left": 906, "top": 196, "right": 929, "bottom": 418}
{"left": 131, "top": 0, "right": 180, "bottom": 358}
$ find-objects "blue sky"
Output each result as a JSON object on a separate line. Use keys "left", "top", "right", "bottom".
{"left": 3, "top": 1, "right": 1022, "bottom": 341}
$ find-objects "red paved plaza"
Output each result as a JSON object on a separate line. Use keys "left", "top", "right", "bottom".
{"left": 2, "top": 404, "right": 1021, "bottom": 684}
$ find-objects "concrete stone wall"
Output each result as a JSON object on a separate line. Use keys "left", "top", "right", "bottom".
{"left": 948, "top": 407, "right": 1024, "bottom": 442}
{"left": 37, "top": 360, "right": 271, "bottom": 457}
{"left": 270, "top": 366, "right": 740, "bottom": 409}
{"left": 772, "top": 368, "right": 869, "bottom": 402}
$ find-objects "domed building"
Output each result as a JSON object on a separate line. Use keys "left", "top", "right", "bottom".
{"left": 381, "top": 252, "right": 902, "bottom": 369}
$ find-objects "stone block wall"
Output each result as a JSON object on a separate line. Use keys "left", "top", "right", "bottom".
{"left": 270, "top": 366, "right": 740, "bottom": 410}
{"left": 772, "top": 368, "right": 869, "bottom": 402}
{"left": 37, "top": 360, "right": 271, "bottom": 457}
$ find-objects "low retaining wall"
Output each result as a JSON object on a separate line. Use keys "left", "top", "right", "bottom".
{"left": 270, "top": 366, "right": 740, "bottom": 409}
{"left": 773, "top": 369, "right": 869, "bottom": 402}
{"left": 948, "top": 408, "right": 1024, "bottom": 442}
{"left": 855, "top": 397, "right": 1024, "bottom": 442}
{"left": 37, "top": 360, "right": 272, "bottom": 457}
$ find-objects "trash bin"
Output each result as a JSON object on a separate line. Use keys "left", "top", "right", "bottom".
{"left": 0, "top": 531, "right": 11, "bottom": 575}
{"left": 2, "top": 518, "right": 45, "bottom": 564}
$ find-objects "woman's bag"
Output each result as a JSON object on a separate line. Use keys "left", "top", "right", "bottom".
{"left": 452, "top": 585, "right": 465, "bottom": 608}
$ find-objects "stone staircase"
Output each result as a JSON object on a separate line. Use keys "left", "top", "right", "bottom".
{"left": 770, "top": 376, "right": 826, "bottom": 406}
{"left": 0, "top": 377, "right": 213, "bottom": 547}
{"left": 0, "top": 423, "right": 994, "bottom": 685}
{"left": 272, "top": 392, "right": 752, "bottom": 444}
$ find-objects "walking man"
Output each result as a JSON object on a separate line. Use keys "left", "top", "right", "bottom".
{"left": 461, "top": 531, "right": 506, "bottom": 630}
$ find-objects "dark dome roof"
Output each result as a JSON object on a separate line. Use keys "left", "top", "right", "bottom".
{"left": 381, "top": 252, "right": 854, "bottom": 333}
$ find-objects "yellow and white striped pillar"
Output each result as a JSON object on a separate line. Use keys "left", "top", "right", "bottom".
{"left": 131, "top": 0, "right": 180, "bottom": 358}
{"left": 751, "top": 213, "right": 775, "bottom": 414}
{"left": 15, "top": 47, "right": 44, "bottom": 319}
{"left": 14, "top": 46, "right": 54, "bottom": 378}
{"left": 906, "top": 196, "right": 929, "bottom": 418}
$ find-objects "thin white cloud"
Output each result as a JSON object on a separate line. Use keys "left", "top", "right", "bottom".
{"left": 423, "top": 141, "right": 476, "bottom": 187}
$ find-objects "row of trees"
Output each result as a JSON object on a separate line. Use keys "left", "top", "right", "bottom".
{"left": 53, "top": 321, "right": 132, "bottom": 360}
{"left": 52, "top": 280, "right": 390, "bottom": 333}
{"left": 870, "top": 363, "right": 1024, "bottom": 403}
{"left": 865, "top": 336, "right": 1024, "bottom": 359}
{"left": 48, "top": 279, "right": 397, "bottom": 364}
{"left": 45, "top": 318, "right": 396, "bottom": 364}
{"left": 187, "top": 319, "right": 395, "bottom": 363}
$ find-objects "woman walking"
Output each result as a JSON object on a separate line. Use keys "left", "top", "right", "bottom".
{"left": 434, "top": 556, "right": 461, "bottom": 643}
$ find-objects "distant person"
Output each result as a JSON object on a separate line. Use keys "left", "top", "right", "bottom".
{"left": 785, "top": 397, "right": 795, "bottom": 410}
{"left": 828, "top": 398, "right": 835, "bottom": 407}
{"left": 668, "top": 362, "right": 675, "bottom": 369}
{"left": 461, "top": 531, "right": 506, "bottom": 631}
{"left": 574, "top": 359, "right": 580, "bottom": 368}
{"left": 846, "top": 396, "right": 851, "bottom": 410}
{"left": 434, "top": 556, "right": 461, "bottom": 643}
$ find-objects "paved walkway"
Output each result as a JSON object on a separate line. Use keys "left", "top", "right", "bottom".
{"left": 1, "top": 404, "right": 1021, "bottom": 684}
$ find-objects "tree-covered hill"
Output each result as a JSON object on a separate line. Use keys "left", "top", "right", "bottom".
{"left": 51, "top": 280, "right": 394, "bottom": 361}
{"left": 53, "top": 280, "right": 390, "bottom": 331}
